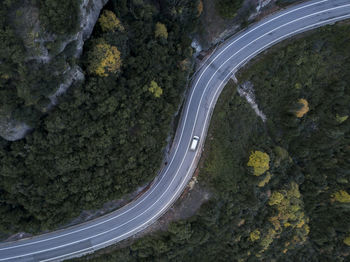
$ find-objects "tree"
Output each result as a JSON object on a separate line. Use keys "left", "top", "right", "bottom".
{"left": 247, "top": 150, "right": 270, "bottom": 176}
{"left": 344, "top": 236, "right": 350, "bottom": 246}
{"left": 258, "top": 172, "right": 271, "bottom": 187}
{"left": 215, "top": 0, "right": 244, "bottom": 19}
{"left": 295, "top": 98, "right": 309, "bottom": 118}
{"left": 87, "top": 40, "right": 122, "bottom": 77}
{"left": 155, "top": 22, "right": 168, "bottom": 39}
{"left": 336, "top": 114, "right": 348, "bottom": 123}
{"left": 260, "top": 228, "right": 277, "bottom": 251}
{"left": 250, "top": 229, "right": 261, "bottom": 241}
{"left": 197, "top": 0, "right": 203, "bottom": 16}
{"left": 148, "top": 80, "right": 163, "bottom": 98}
{"left": 38, "top": 0, "right": 80, "bottom": 35}
{"left": 268, "top": 191, "right": 284, "bottom": 206}
{"left": 98, "top": 10, "right": 124, "bottom": 32}
{"left": 332, "top": 190, "right": 350, "bottom": 203}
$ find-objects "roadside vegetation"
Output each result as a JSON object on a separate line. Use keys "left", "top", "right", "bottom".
{"left": 215, "top": 0, "right": 245, "bottom": 19}
{"left": 73, "top": 22, "right": 350, "bottom": 261}
{"left": 0, "top": 0, "right": 201, "bottom": 235}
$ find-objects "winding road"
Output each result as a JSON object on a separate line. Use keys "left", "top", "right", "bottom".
{"left": 1, "top": 0, "right": 350, "bottom": 261}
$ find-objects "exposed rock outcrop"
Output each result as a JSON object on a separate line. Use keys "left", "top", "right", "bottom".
{"left": 0, "top": 118, "right": 31, "bottom": 142}
{"left": 55, "top": 0, "right": 109, "bottom": 59}
{"left": 237, "top": 81, "right": 266, "bottom": 122}
{"left": 48, "top": 66, "right": 85, "bottom": 107}
{"left": 0, "top": 0, "right": 108, "bottom": 141}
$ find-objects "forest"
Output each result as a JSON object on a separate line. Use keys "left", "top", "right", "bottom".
{"left": 0, "top": 0, "right": 201, "bottom": 236}
{"left": 72, "top": 22, "right": 350, "bottom": 261}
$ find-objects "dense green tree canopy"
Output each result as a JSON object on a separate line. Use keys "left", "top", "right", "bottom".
{"left": 38, "top": 0, "right": 81, "bottom": 35}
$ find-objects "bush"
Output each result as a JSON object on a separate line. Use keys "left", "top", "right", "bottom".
{"left": 38, "top": 0, "right": 80, "bottom": 35}
{"left": 215, "top": 0, "right": 244, "bottom": 19}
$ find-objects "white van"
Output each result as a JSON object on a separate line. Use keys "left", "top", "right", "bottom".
{"left": 190, "top": 136, "right": 200, "bottom": 151}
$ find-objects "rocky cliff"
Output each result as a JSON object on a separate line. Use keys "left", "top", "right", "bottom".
{"left": 0, "top": 0, "right": 108, "bottom": 141}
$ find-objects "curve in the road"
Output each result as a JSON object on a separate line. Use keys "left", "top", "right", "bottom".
{"left": 1, "top": 0, "right": 350, "bottom": 261}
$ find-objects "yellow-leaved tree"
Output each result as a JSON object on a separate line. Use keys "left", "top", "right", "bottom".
{"left": 258, "top": 172, "right": 272, "bottom": 187}
{"left": 295, "top": 98, "right": 309, "bottom": 118}
{"left": 148, "top": 80, "right": 163, "bottom": 98}
{"left": 332, "top": 190, "right": 350, "bottom": 203}
{"left": 336, "top": 114, "right": 348, "bottom": 123}
{"left": 250, "top": 229, "right": 261, "bottom": 242}
{"left": 247, "top": 150, "right": 270, "bottom": 176}
{"left": 87, "top": 40, "right": 122, "bottom": 77}
{"left": 197, "top": 0, "right": 204, "bottom": 16}
{"left": 155, "top": 22, "right": 168, "bottom": 39}
{"left": 260, "top": 228, "right": 277, "bottom": 251}
{"left": 268, "top": 191, "right": 284, "bottom": 206}
{"left": 99, "top": 10, "right": 124, "bottom": 32}
{"left": 260, "top": 183, "right": 309, "bottom": 253}
{"left": 344, "top": 236, "right": 350, "bottom": 246}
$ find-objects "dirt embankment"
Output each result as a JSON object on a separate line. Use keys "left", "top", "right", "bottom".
{"left": 197, "top": 0, "right": 255, "bottom": 48}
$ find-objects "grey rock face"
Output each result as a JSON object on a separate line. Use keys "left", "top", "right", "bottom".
{"left": 0, "top": 0, "right": 107, "bottom": 141}
{"left": 58, "top": 0, "right": 109, "bottom": 58}
{"left": 0, "top": 118, "right": 31, "bottom": 142}
{"left": 49, "top": 66, "right": 85, "bottom": 107}
{"left": 81, "top": 0, "right": 109, "bottom": 48}
{"left": 237, "top": 81, "right": 266, "bottom": 122}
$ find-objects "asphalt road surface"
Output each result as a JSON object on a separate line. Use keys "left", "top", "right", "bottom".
{"left": 1, "top": 0, "right": 350, "bottom": 261}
